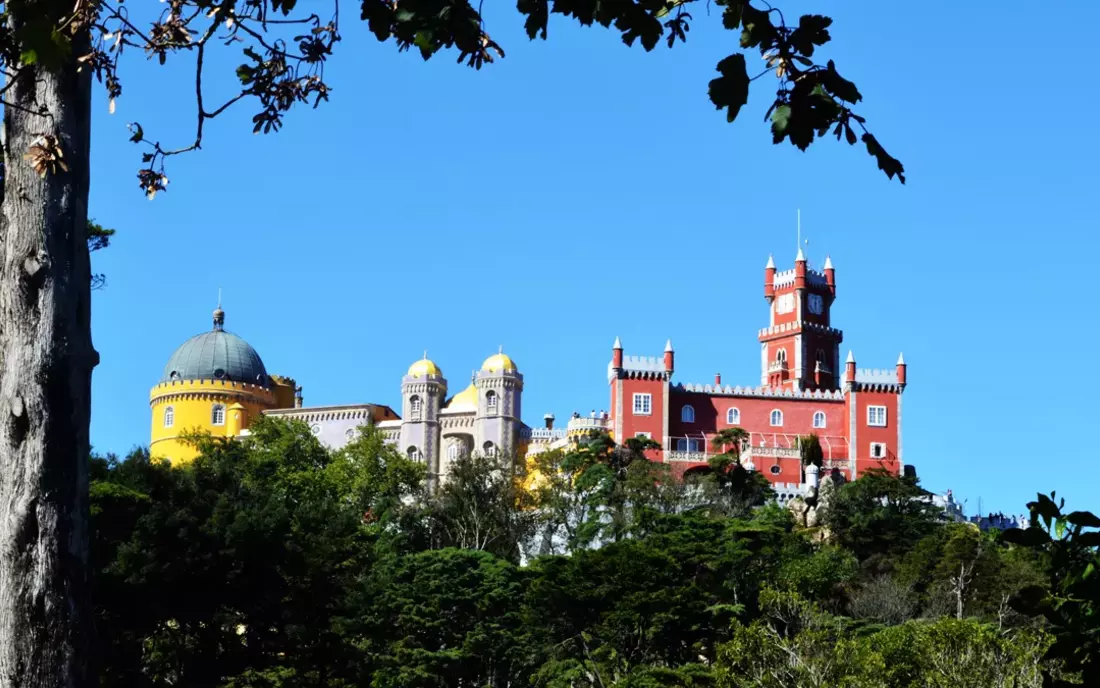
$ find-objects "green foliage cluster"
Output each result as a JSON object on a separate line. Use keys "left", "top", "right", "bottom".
{"left": 89, "top": 420, "right": 1092, "bottom": 686}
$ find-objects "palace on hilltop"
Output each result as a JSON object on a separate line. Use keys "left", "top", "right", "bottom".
{"left": 149, "top": 249, "right": 908, "bottom": 490}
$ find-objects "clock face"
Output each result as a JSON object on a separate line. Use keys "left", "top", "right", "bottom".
{"left": 777, "top": 293, "right": 795, "bottom": 314}
{"left": 808, "top": 294, "right": 824, "bottom": 315}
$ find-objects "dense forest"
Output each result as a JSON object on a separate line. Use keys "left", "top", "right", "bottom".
{"left": 89, "top": 418, "right": 1097, "bottom": 687}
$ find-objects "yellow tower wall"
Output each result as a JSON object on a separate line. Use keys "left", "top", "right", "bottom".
{"left": 269, "top": 375, "right": 298, "bottom": 409}
{"left": 149, "top": 379, "right": 277, "bottom": 464}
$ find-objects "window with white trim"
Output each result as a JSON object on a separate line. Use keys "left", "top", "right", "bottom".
{"left": 633, "top": 393, "right": 652, "bottom": 415}
{"left": 675, "top": 438, "right": 701, "bottom": 452}
{"left": 310, "top": 424, "right": 322, "bottom": 436}
{"left": 483, "top": 441, "right": 496, "bottom": 457}
{"left": 867, "top": 405, "right": 887, "bottom": 427}
{"left": 812, "top": 411, "right": 826, "bottom": 429}
{"left": 727, "top": 407, "right": 740, "bottom": 425}
{"left": 776, "top": 349, "right": 787, "bottom": 363}
{"left": 407, "top": 446, "right": 420, "bottom": 461}
{"left": 410, "top": 395, "right": 422, "bottom": 420}
{"left": 163, "top": 406, "right": 175, "bottom": 428}
{"left": 447, "top": 443, "right": 460, "bottom": 461}
{"left": 770, "top": 409, "right": 783, "bottom": 427}
{"left": 870, "top": 442, "right": 887, "bottom": 459}
{"left": 681, "top": 405, "right": 695, "bottom": 423}
{"left": 635, "top": 432, "right": 652, "bottom": 439}
{"left": 486, "top": 390, "right": 498, "bottom": 414}
{"left": 211, "top": 403, "right": 226, "bottom": 426}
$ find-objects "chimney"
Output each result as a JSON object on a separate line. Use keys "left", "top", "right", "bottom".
{"left": 544, "top": 413, "right": 555, "bottom": 430}
{"left": 294, "top": 386, "right": 304, "bottom": 408}
{"left": 715, "top": 373, "right": 721, "bottom": 386}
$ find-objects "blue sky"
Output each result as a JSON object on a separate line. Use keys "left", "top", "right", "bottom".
{"left": 89, "top": 2, "right": 1100, "bottom": 516}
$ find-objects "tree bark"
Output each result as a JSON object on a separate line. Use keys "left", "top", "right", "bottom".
{"left": 0, "top": 14, "right": 94, "bottom": 688}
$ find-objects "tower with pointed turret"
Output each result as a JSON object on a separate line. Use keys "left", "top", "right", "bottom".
{"left": 759, "top": 250, "right": 842, "bottom": 391}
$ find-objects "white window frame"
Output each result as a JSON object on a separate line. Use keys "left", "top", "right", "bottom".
{"left": 447, "top": 443, "right": 460, "bottom": 461}
{"left": 867, "top": 405, "right": 887, "bottom": 427}
{"left": 770, "top": 409, "right": 784, "bottom": 427}
{"left": 633, "top": 393, "right": 652, "bottom": 416}
{"left": 681, "top": 405, "right": 695, "bottom": 423}
{"left": 726, "top": 407, "right": 740, "bottom": 425}
{"left": 410, "top": 395, "right": 422, "bottom": 420}
{"left": 486, "top": 390, "right": 498, "bottom": 414}
{"left": 812, "top": 411, "right": 826, "bottom": 429}
{"left": 635, "top": 431, "right": 652, "bottom": 439}
{"left": 211, "top": 403, "right": 226, "bottom": 426}
{"left": 870, "top": 442, "right": 887, "bottom": 459}
{"left": 163, "top": 405, "right": 175, "bottom": 428}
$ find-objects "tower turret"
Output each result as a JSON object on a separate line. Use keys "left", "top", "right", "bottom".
{"left": 896, "top": 352, "right": 907, "bottom": 389}
{"left": 764, "top": 255, "right": 776, "bottom": 303}
{"left": 845, "top": 350, "right": 857, "bottom": 388}
{"left": 400, "top": 354, "right": 447, "bottom": 484}
{"left": 794, "top": 246, "right": 807, "bottom": 289}
{"left": 474, "top": 349, "right": 524, "bottom": 461}
{"left": 612, "top": 336, "right": 623, "bottom": 369}
{"left": 663, "top": 339, "right": 675, "bottom": 374}
{"left": 824, "top": 255, "right": 835, "bottom": 296}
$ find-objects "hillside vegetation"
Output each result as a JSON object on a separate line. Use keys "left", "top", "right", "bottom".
{"left": 89, "top": 418, "right": 1095, "bottom": 687}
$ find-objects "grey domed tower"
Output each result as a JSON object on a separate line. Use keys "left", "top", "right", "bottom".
{"left": 473, "top": 348, "right": 523, "bottom": 459}
{"left": 399, "top": 355, "right": 447, "bottom": 482}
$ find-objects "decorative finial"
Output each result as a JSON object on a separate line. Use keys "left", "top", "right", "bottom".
{"left": 824, "top": 255, "right": 834, "bottom": 270}
{"left": 665, "top": 339, "right": 674, "bottom": 353}
{"left": 846, "top": 350, "right": 855, "bottom": 364}
{"left": 423, "top": 350, "right": 428, "bottom": 360}
{"left": 613, "top": 336, "right": 622, "bottom": 350}
{"left": 498, "top": 344, "right": 503, "bottom": 355}
{"left": 765, "top": 254, "right": 775, "bottom": 269}
{"left": 212, "top": 288, "right": 225, "bottom": 330}
{"left": 897, "top": 352, "right": 906, "bottom": 365}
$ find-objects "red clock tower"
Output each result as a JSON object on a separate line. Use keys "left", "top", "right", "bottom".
{"left": 760, "top": 250, "right": 842, "bottom": 391}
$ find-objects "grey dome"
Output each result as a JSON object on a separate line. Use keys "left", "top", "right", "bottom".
{"left": 161, "top": 322, "right": 269, "bottom": 386}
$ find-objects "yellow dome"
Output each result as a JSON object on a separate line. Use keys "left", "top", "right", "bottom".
{"left": 481, "top": 352, "right": 518, "bottom": 373}
{"left": 407, "top": 357, "right": 441, "bottom": 377}
{"left": 445, "top": 383, "right": 479, "bottom": 412}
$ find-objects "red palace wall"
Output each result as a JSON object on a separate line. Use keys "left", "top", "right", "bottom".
{"left": 606, "top": 251, "right": 906, "bottom": 486}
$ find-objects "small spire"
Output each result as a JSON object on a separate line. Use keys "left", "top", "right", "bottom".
{"left": 423, "top": 350, "right": 428, "bottom": 360}
{"left": 212, "top": 304, "right": 225, "bottom": 331}
{"left": 824, "top": 255, "right": 834, "bottom": 270}
{"left": 765, "top": 254, "right": 775, "bottom": 269}
{"left": 498, "top": 344, "right": 503, "bottom": 355}
{"left": 795, "top": 245, "right": 806, "bottom": 262}
{"left": 613, "top": 336, "right": 622, "bottom": 350}
{"left": 897, "top": 352, "right": 906, "bottom": 365}
{"left": 846, "top": 350, "right": 855, "bottom": 364}
{"left": 665, "top": 339, "right": 674, "bottom": 353}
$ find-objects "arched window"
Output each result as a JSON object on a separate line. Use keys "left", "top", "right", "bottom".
{"left": 816, "top": 349, "right": 826, "bottom": 366}
{"left": 681, "top": 405, "right": 695, "bottom": 423}
{"left": 813, "top": 411, "right": 826, "bottom": 429}
{"left": 163, "top": 406, "right": 175, "bottom": 428}
{"left": 407, "top": 446, "right": 420, "bottom": 461}
{"left": 482, "top": 441, "right": 496, "bottom": 457}
{"left": 447, "top": 443, "right": 460, "bottom": 461}
{"left": 726, "top": 407, "right": 740, "bottom": 425}
{"left": 410, "top": 395, "right": 422, "bottom": 420}
{"left": 769, "top": 409, "right": 783, "bottom": 427}
{"left": 776, "top": 349, "right": 787, "bottom": 363}
{"left": 486, "top": 391, "right": 498, "bottom": 414}
{"left": 211, "top": 403, "right": 226, "bottom": 426}
{"left": 689, "top": 439, "right": 700, "bottom": 453}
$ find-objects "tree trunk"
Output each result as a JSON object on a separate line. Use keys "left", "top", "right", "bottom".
{"left": 0, "top": 14, "right": 94, "bottom": 688}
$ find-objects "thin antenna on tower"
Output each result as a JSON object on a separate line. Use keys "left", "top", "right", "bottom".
{"left": 797, "top": 209, "right": 801, "bottom": 251}
{"left": 217, "top": 287, "right": 222, "bottom": 308}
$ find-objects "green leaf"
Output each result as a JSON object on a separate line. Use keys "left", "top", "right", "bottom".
{"left": 770, "top": 104, "right": 792, "bottom": 140}
{"left": 822, "top": 60, "right": 862, "bottom": 103}
{"left": 861, "top": 133, "right": 906, "bottom": 184}
{"left": 1066, "top": 511, "right": 1100, "bottom": 529}
{"left": 708, "top": 53, "right": 750, "bottom": 123}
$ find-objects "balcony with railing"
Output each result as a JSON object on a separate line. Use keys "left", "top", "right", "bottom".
{"left": 566, "top": 416, "right": 611, "bottom": 433}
